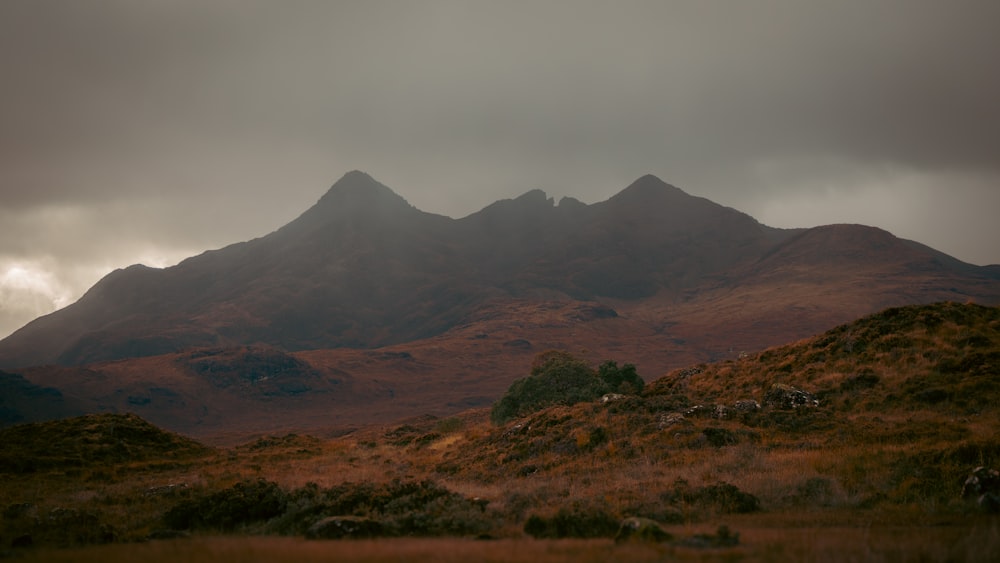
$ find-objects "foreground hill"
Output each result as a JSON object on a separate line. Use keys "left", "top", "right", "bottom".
{"left": 2, "top": 303, "right": 997, "bottom": 559}
{"left": 443, "top": 302, "right": 1000, "bottom": 489}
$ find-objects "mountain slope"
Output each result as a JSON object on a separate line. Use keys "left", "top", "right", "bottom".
{"left": 0, "top": 172, "right": 997, "bottom": 373}
{"left": 0, "top": 173, "right": 787, "bottom": 368}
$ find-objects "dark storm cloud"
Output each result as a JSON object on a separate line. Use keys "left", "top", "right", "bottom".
{"left": 1, "top": 0, "right": 999, "bottom": 337}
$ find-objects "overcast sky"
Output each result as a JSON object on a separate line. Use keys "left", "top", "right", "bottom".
{"left": 2, "top": 1, "right": 999, "bottom": 338}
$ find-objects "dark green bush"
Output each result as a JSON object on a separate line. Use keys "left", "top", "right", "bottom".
{"left": 689, "top": 483, "right": 760, "bottom": 514}
{"left": 597, "top": 361, "right": 645, "bottom": 395}
{"left": 260, "top": 479, "right": 494, "bottom": 538}
{"left": 164, "top": 479, "right": 287, "bottom": 531}
{"left": 702, "top": 427, "right": 739, "bottom": 448}
{"left": 523, "top": 503, "right": 620, "bottom": 538}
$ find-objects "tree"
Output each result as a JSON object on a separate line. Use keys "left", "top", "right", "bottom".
{"left": 490, "top": 351, "right": 644, "bottom": 424}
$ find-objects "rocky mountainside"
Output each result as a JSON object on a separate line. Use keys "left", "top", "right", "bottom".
{"left": 2, "top": 171, "right": 997, "bottom": 371}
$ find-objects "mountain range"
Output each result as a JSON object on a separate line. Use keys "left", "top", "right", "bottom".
{"left": 1, "top": 171, "right": 998, "bottom": 438}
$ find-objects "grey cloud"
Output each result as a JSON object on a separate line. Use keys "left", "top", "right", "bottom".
{"left": 1, "top": 0, "right": 999, "bottom": 337}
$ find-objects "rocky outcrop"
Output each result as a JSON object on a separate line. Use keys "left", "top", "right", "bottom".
{"left": 962, "top": 466, "right": 1000, "bottom": 513}
{"left": 615, "top": 517, "right": 672, "bottom": 543}
{"left": 763, "top": 383, "right": 818, "bottom": 409}
{"left": 733, "top": 399, "right": 761, "bottom": 413}
{"left": 658, "top": 398, "right": 760, "bottom": 429}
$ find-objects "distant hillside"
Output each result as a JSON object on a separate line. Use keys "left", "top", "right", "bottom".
{"left": 0, "top": 370, "right": 86, "bottom": 425}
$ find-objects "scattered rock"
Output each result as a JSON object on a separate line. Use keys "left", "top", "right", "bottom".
{"left": 657, "top": 413, "right": 687, "bottom": 429}
{"left": 682, "top": 404, "right": 738, "bottom": 420}
{"left": 763, "top": 384, "right": 818, "bottom": 409}
{"left": 305, "top": 516, "right": 384, "bottom": 539}
{"left": 732, "top": 399, "right": 760, "bottom": 413}
{"left": 962, "top": 466, "right": 1000, "bottom": 513}
{"left": 684, "top": 405, "right": 711, "bottom": 418}
{"left": 614, "top": 517, "right": 672, "bottom": 544}
{"left": 677, "top": 367, "right": 703, "bottom": 378}
{"left": 501, "top": 423, "right": 527, "bottom": 440}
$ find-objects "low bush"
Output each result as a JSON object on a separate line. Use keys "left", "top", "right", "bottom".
{"left": 666, "top": 479, "right": 760, "bottom": 514}
{"left": 523, "top": 502, "right": 620, "bottom": 539}
{"left": 164, "top": 479, "right": 287, "bottom": 531}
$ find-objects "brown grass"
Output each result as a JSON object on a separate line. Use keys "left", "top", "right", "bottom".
{"left": 3, "top": 303, "right": 999, "bottom": 560}
{"left": 17, "top": 523, "right": 1000, "bottom": 563}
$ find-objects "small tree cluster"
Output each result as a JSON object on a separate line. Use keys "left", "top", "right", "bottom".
{"left": 490, "top": 351, "right": 644, "bottom": 424}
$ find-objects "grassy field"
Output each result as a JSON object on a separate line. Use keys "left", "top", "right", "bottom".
{"left": 16, "top": 521, "right": 1000, "bottom": 563}
{"left": 2, "top": 302, "right": 999, "bottom": 560}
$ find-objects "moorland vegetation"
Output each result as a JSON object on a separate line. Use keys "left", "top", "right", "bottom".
{"left": 1, "top": 302, "right": 999, "bottom": 560}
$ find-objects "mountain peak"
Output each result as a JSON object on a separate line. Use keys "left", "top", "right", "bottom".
{"left": 269, "top": 171, "right": 418, "bottom": 240}
{"left": 316, "top": 170, "right": 411, "bottom": 208}
{"left": 513, "top": 189, "right": 553, "bottom": 206}
{"left": 609, "top": 174, "right": 685, "bottom": 203}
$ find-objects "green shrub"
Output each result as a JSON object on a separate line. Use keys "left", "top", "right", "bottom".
{"left": 597, "top": 361, "right": 645, "bottom": 395}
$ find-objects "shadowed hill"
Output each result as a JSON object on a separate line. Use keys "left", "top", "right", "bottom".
{"left": 0, "top": 413, "right": 212, "bottom": 473}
